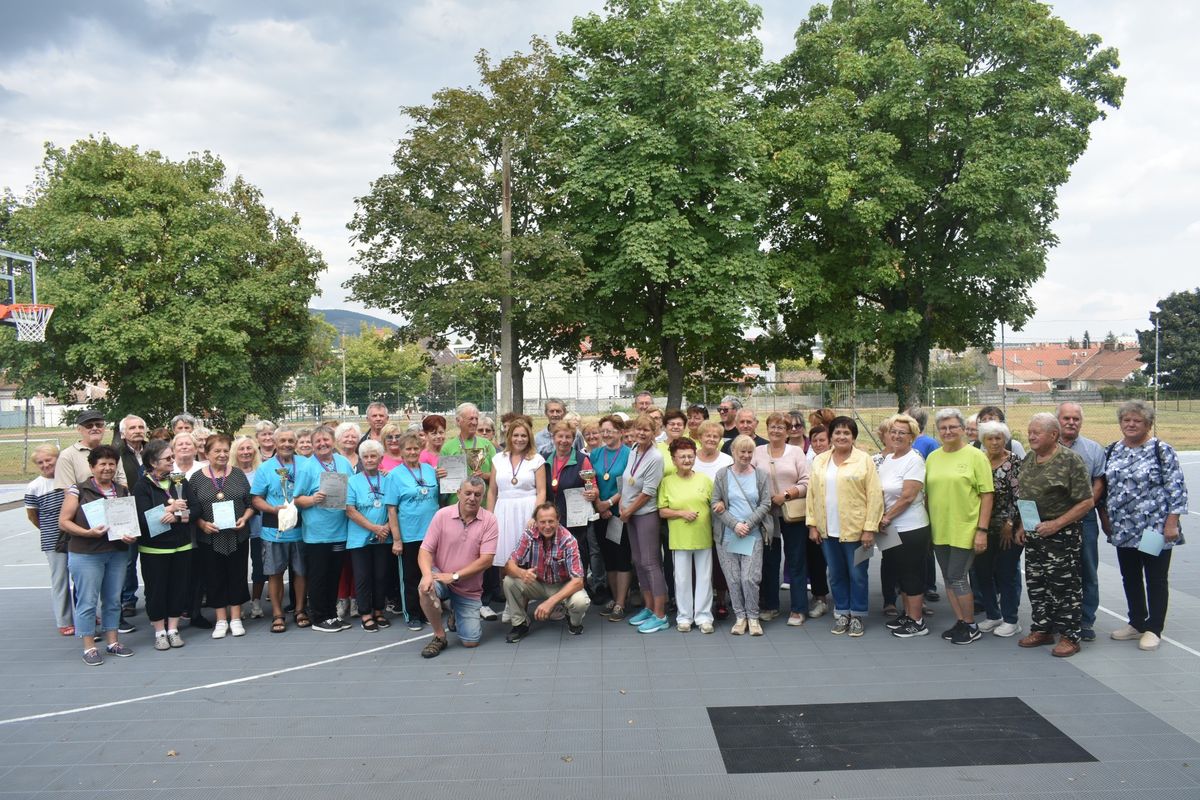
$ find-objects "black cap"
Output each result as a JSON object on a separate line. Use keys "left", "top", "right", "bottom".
{"left": 76, "top": 410, "right": 105, "bottom": 426}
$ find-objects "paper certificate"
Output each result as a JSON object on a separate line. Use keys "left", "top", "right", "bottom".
{"left": 1016, "top": 500, "right": 1042, "bottom": 531}
{"left": 605, "top": 515, "right": 623, "bottom": 544}
{"left": 873, "top": 530, "right": 902, "bottom": 551}
{"left": 439, "top": 455, "right": 468, "bottom": 494}
{"left": 1137, "top": 529, "right": 1165, "bottom": 556}
{"left": 81, "top": 498, "right": 107, "bottom": 530}
{"left": 853, "top": 543, "right": 876, "bottom": 565}
{"left": 318, "top": 471, "right": 349, "bottom": 510}
{"left": 212, "top": 500, "right": 237, "bottom": 530}
{"left": 724, "top": 531, "right": 756, "bottom": 556}
{"left": 143, "top": 505, "right": 171, "bottom": 537}
{"left": 563, "top": 488, "right": 592, "bottom": 528}
{"left": 104, "top": 496, "right": 140, "bottom": 541}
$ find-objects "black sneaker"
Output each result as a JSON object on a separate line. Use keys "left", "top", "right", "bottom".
{"left": 117, "top": 616, "right": 137, "bottom": 634}
{"left": 951, "top": 624, "right": 982, "bottom": 645}
{"left": 941, "top": 620, "right": 963, "bottom": 641}
{"left": 892, "top": 618, "right": 930, "bottom": 638}
{"left": 568, "top": 622, "right": 583, "bottom": 636}
{"left": 885, "top": 614, "right": 912, "bottom": 631}
{"left": 312, "top": 618, "right": 344, "bottom": 633}
{"left": 505, "top": 623, "right": 530, "bottom": 643}
{"left": 925, "top": 590, "right": 940, "bottom": 602}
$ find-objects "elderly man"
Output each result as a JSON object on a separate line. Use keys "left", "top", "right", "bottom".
{"left": 1056, "top": 402, "right": 1107, "bottom": 641}
{"left": 721, "top": 408, "right": 768, "bottom": 455}
{"left": 360, "top": 402, "right": 390, "bottom": 444}
{"left": 633, "top": 391, "right": 655, "bottom": 415}
{"left": 115, "top": 414, "right": 148, "bottom": 615}
{"left": 535, "top": 398, "right": 585, "bottom": 456}
{"left": 251, "top": 427, "right": 309, "bottom": 632}
{"left": 441, "top": 402, "right": 499, "bottom": 617}
{"left": 418, "top": 477, "right": 498, "bottom": 657}
{"left": 717, "top": 395, "right": 742, "bottom": 441}
{"left": 1015, "top": 413, "right": 1095, "bottom": 658}
{"left": 503, "top": 503, "right": 591, "bottom": 642}
{"left": 170, "top": 413, "right": 197, "bottom": 435}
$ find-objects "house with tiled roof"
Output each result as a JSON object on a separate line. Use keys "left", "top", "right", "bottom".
{"left": 1065, "top": 348, "right": 1145, "bottom": 391}
{"left": 985, "top": 343, "right": 1144, "bottom": 393}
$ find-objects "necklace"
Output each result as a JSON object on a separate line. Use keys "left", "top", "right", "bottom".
{"left": 402, "top": 463, "right": 429, "bottom": 496}
{"left": 364, "top": 471, "right": 383, "bottom": 507}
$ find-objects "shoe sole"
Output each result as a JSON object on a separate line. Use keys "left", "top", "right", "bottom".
{"left": 993, "top": 627, "right": 1021, "bottom": 638}
{"left": 638, "top": 624, "right": 668, "bottom": 634}
{"left": 952, "top": 635, "right": 982, "bottom": 645}
{"left": 830, "top": 628, "right": 847, "bottom": 635}
{"left": 892, "top": 628, "right": 930, "bottom": 638}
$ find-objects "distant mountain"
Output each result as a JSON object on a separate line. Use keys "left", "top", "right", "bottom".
{"left": 310, "top": 308, "right": 399, "bottom": 338}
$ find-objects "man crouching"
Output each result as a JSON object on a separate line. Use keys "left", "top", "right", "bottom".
{"left": 503, "top": 503, "right": 591, "bottom": 642}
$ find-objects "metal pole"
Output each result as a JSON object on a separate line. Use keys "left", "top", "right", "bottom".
{"left": 22, "top": 396, "right": 30, "bottom": 473}
{"left": 340, "top": 337, "right": 347, "bottom": 411}
{"left": 499, "top": 136, "right": 514, "bottom": 416}
{"left": 1153, "top": 314, "right": 1160, "bottom": 416}
{"left": 1000, "top": 321, "right": 1007, "bottom": 415}
{"left": 182, "top": 362, "right": 188, "bottom": 413}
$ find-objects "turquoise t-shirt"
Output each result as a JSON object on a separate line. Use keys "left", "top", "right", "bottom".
{"left": 295, "top": 453, "right": 353, "bottom": 544}
{"left": 591, "top": 444, "right": 630, "bottom": 502}
{"left": 385, "top": 462, "right": 440, "bottom": 543}
{"left": 346, "top": 471, "right": 390, "bottom": 549}
{"left": 250, "top": 456, "right": 303, "bottom": 543}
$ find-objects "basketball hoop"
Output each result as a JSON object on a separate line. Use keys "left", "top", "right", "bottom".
{"left": 1, "top": 304, "right": 55, "bottom": 342}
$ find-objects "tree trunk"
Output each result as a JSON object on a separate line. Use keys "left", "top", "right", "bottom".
{"left": 662, "top": 335, "right": 685, "bottom": 410}
{"left": 892, "top": 329, "right": 930, "bottom": 412}
{"left": 508, "top": 352, "right": 524, "bottom": 415}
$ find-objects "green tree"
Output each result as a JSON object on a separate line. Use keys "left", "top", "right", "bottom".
{"left": 764, "top": 0, "right": 1124, "bottom": 410}
{"left": 1138, "top": 289, "right": 1200, "bottom": 391}
{"left": 346, "top": 38, "right": 586, "bottom": 413}
{"left": 0, "top": 137, "right": 325, "bottom": 431}
{"left": 286, "top": 316, "right": 341, "bottom": 418}
{"left": 427, "top": 360, "right": 495, "bottom": 412}
{"left": 556, "top": 0, "right": 776, "bottom": 410}
{"left": 340, "top": 323, "right": 431, "bottom": 410}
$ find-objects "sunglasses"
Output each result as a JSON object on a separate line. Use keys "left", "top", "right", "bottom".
{"left": 81, "top": 422, "right": 106, "bottom": 430}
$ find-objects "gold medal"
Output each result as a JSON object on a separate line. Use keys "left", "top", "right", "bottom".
{"left": 216, "top": 492, "right": 225, "bottom": 501}
{"left": 603, "top": 472, "right": 610, "bottom": 481}
{"left": 628, "top": 477, "right": 635, "bottom": 486}
{"left": 551, "top": 479, "right": 559, "bottom": 488}
{"left": 511, "top": 477, "right": 518, "bottom": 485}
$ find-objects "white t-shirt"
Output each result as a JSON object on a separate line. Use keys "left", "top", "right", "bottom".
{"left": 824, "top": 461, "right": 841, "bottom": 538}
{"left": 694, "top": 451, "right": 733, "bottom": 482}
{"left": 878, "top": 449, "right": 929, "bottom": 533}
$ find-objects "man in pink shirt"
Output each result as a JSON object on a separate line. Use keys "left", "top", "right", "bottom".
{"left": 418, "top": 476, "right": 498, "bottom": 658}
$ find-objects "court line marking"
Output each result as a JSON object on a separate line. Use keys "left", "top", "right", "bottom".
{"left": 0, "top": 585, "right": 50, "bottom": 590}
{"left": 2, "top": 563, "right": 44, "bottom": 567}
{"left": 1, "top": 530, "right": 32, "bottom": 541}
{"left": 1097, "top": 605, "right": 1200, "bottom": 658}
{"left": 0, "top": 631, "right": 435, "bottom": 726}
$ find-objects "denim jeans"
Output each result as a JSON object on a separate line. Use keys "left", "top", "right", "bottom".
{"left": 780, "top": 520, "right": 809, "bottom": 615}
{"left": 69, "top": 550, "right": 127, "bottom": 638}
{"left": 1079, "top": 511, "right": 1100, "bottom": 630}
{"left": 434, "top": 582, "right": 482, "bottom": 643}
{"left": 121, "top": 547, "right": 139, "bottom": 607}
{"left": 973, "top": 535, "right": 1024, "bottom": 624}
{"left": 822, "top": 538, "right": 869, "bottom": 616}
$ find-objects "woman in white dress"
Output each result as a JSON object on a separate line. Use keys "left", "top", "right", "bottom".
{"left": 486, "top": 417, "right": 546, "bottom": 621}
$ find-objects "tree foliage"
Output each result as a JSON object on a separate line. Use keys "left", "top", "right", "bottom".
{"left": 0, "top": 137, "right": 325, "bottom": 431}
{"left": 1138, "top": 288, "right": 1200, "bottom": 391}
{"left": 556, "top": 0, "right": 777, "bottom": 409}
{"left": 763, "top": 0, "right": 1124, "bottom": 410}
{"left": 346, "top": 38, "right": 587, "bottom": 412}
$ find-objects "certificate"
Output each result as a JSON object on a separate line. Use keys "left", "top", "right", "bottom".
{"left": 81, "top": 498, "right": 107, "bottom": 530}
{"left": 1016, "top": 500, "right": 1042, "bottom": 531}
{"left": 724, "top": 530, "right": 756, "bottom": 556}
{"left": 563, "top": 488, "right": 592, "bottom": 528}
{"left": 1137, "top": 529, "right": 1165, "bottom": 556}
{"left": 318, "top": 472, "right": 349, "bottom": 509}
{"left": 605, "top": 515, "right": 623, "bottom": 544}
{"left": 439, "top": 455, "right": 467, "bottom": 494}
{"left": 873, "top": 530, "right": 902, "bottom": 551}
{"left": 853, "top": 542, "right": 876, "bottom": 565}
{"left": 143, "top": 504, "right": 171, "bottom": 537}
{"left": 212, "top": 500, "right": 237, "bottom": 530}
{"left": 104, "top": 496, "right": 140, "bottom": 541}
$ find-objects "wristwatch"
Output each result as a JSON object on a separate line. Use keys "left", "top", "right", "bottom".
{"left": 450, "top": 572, "right": 460, "bottom": 583}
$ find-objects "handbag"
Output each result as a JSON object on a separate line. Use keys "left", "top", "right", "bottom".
{"left": 768, "top": 457, "right": 806, "bottom": 522}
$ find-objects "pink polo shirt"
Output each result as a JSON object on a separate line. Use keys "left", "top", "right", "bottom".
{"left": 420, "top": 504, "right": 498, "bottom": 600}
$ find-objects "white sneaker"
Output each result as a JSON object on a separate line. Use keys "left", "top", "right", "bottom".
{"left": 479, "top": 605, "right": 499, "bottom": 621}
{"left": 501, "top": 609, "right": 511, "bottom": 624}
{"left": 977, "top": 618, "right": 1002, "bottom": 633}
{"left": 993, "top": 621, "right": 1021, "bottom": 638}
{"left": 730, "top": 618, "right": 747, "bottom": 635}
{"left": 229, "top": 618, "right": 246, "bottom": 637}
{"left": 781, "top": 582, "right": 790, "bottom": 590}
{"left": 677, "top": 621, "right": 692, "bottom": 633}
{"left": 211, "top": 620, "right": 228, "bottom": 639}
{"left": 807, "top": 598, "right": 828, "bottom": 619}
{"left": 249, "top": 600, "right": 264, "bottom": 619}
{"left": 335, "top": 599, "right": 350, "bottom": 621}
{"left": 1111, "top": 624, "right": 1141, "bottom": 641}
{"left": 699, "top": 622, "right": 714, "bottom": 634}
{"left": 1138, "top": 631, "right": 1161, "bottom": 651}
{"left": 748, "top": 619, "right": 764, "bottom": 636}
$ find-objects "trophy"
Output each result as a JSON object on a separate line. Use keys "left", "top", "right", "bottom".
{"left": 466, "top": 447, "right": 486, "bottom": 475}
{"left": 169, "top": 471, "right": 187, "bottom": 521}
{"left": 275, "top": 467, "right": 292, "bottom": 504}
{"left": 579, "top": 468, "right": 596, "bottom": 490}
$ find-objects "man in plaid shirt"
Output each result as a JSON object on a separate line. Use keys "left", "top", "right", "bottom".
{"left": 502, "top": 503, "right": 592, "bottom": 642}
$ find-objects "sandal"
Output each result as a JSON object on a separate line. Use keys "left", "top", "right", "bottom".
{"left": 270, "top": 616, "right": 287, "bottom": 634}
{"left": 374, "top": 614, "right": 391, "bottom": 629}
{"left": 361, "top": 617, "right": 378, "bottom": 632}
{"left": 294, "top": 611, "right": 311, "bottom": 628}
{"left": 421, "top": 636, "right": 448, "bottom": 659}
{"left": 59, "top": 625, "right": 75, "bottom": 636}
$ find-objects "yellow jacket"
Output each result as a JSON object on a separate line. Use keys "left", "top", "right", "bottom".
{"left": 807, "top": 448, "right": 884, "bottom": 542}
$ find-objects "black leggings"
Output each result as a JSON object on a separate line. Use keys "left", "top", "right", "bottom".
{"left": 599, "top": 519, "right": 633, "bottom": 572}
{"left": 142, "top": 549, "right": 192, "bottom": 622}
{"left": 399, "top": 542, "right": 426, "bottom": 622}
{"left": 305, "top": 543, "right": 345, "bottom": 622}
{"left": 351, "top": 544, "right": 391, "bottom": 614}
{"left": 892, "top": 526, "right": 931, "bottom": 597}
{"left": 806, "top": 536, "right": 829, "bottom": 596}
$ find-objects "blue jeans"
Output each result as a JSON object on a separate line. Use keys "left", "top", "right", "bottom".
{"left": 822, "top": 538, "right": 869, "bottom": 616}
{"left": 434, "top": 582, "right": 482, "bottom": 643}
{"left": 69, "top": 550, "right": 127, "bottom": 638}
{"left": 973, "top": 535, "right": 1024, "bottom": 624}
{"left": 780, "top": 520, "right": 809, "bottom": 615}
{"left": 1079, "top": 511, "right": 1100, "bottom": 630}
{"left": 121, "top": 548, "right": 139, "bottom": 607}
{"left": 760, "top": 536, "right": 781, "bottom": 611}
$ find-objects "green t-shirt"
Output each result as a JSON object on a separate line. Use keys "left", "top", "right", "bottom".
{"left": 925, "top": 445, "right": 995, "bottom": 549}
{"left": 440, "top": 435, "right": 498, "bottom": 505}
{"left": 657, "top": 472, "right": 713, "bottom": 550}
{"left": 1018, "top": 446, "right": 1092, "bottom": 522}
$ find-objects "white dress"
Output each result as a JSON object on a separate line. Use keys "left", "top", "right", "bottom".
{"left": 491, "top": 451, "right": 545, "bottom": 566}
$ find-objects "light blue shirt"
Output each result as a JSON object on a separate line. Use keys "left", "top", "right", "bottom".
{"left": 295, "top": 453, "right": 352, "bottom": 544}
{"left": 250, "top": 456, "right": 303, "bottom": 543}
{"left": 346, "top": 471, "right": 390, "bottom": 549}
{"left": 385, "top": 462, "right": 439, "bottom": 543}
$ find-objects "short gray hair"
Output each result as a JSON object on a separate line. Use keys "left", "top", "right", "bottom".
{"left": 358, "top": 439, "right": 385, "bottom": 458}
{"left": 1056, "top": 401, "right": 1083, "bottom": 419}
{"left": 170, "top": 412, "right": 197, "bottom": 429}
{"left": 1117, "top": 399, "right": 1154, "bottom": 426}
{"left": 543, "top": 398, "right": 565, "bottom": 412}
{"left": 720, "top": 395, "right": 743, "bottom": 411}
{"left": 934, "top": 407, "right": 965, "bottom": 428}
{"left": 459, "top": 475, "right": 486, "bottom": 493}
{"left": 312, "top": 424, "right": 337, "bottom": 442}
{"left": 254, "top": 420, "right": 277, "bottom": 434}
{"left": 1028, "top": 412, "right": 1060, "bottom": 435}
{"left": 905, "top": 407, "right": 928, "bottom": 431}
{"left": 978, "top": 420, "right": 1010, "bottom": 441}
{"left": 334, "top": 421, "right": 361, "bottom": 441}
{"left": 366, "top": 402, "right": 388, "bottom": 413}
{"left": 119, "top": 414, "right": 145, "bottom": 436}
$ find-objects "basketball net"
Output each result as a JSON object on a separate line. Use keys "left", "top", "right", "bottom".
{"left": 0, "top": 304, "right": 55, "bottom": 342}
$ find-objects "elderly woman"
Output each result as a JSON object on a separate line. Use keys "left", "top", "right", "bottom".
{"left": 786, "top": 411, "right": 808, "bottom": 451}
{"left": 25, "top": 444, "right": 72, "bottom": 635}
{"left": 378, "top": 423, "right": 404, "bottom": 473}
{"left": 334, "top": 422, "right": 362, "bottom": 472}
{"left": 172, "top": 431, "right": 205, "bottom": 478}
{"left": 134, "top": 439, "right": 196, "bottom": 650}
{"left": 807, "top": 417, "right": 882, "bottom": 637}
{"left": 1014, "top": 413, "right": 1094, "bottom": 657}
{"left": 877, "top": 414, "right": 932, "bottom": 639}
{"left": 386, "top": 432, "right": 441, "bottom": 630}
{"left": 754, "top": 412, "right": 810, "bottom": 625}
{"left": 255, "top": 420, "right": 276, "bottom": 461}
{"left": 477, "top": 415, "right": 499, "bottom": 449}
{"left": 546, "top": 420, "right": 594, "bottom": 583}
{"left": 973, "top": 420, "right": 1023, "bottom": 638}
{"left": 591, "top": 414, "right": 632, "bottom": 619}
{"left": 60, "top": 445, "right": 138, "bottom": 665}
{"left": 233, "top": 436, "right": 266, "bottom": 619}
{"left": 925, "top": 408, "right": 994, "bottom": 645}
{"left": 295, "top": 428, "right": 314, "bottom": 459}
{"left": 712, "top": 435, "right": 773, "bottom": 635}
{"left": 658, "top": 438, "right": 714, "bottom": 632}
{"left": 621, "top": 414, "right": 669, "bottom": 633}
{"left": 345, "top": 439, "right": 397, "bottom": 631}
{"left": 295, "top": 425, "right": 354, "bottom": 633}
{"left": 693, "top": 419, "right": 734, "bottom": 620}
{"left": 1101, "top": 400, "right": 1189, "bottom": 652}
{"left": 488, "top": 417, "right": 547, "bottom": 620}
{"left": 686, "top": 404, "right": 709, "bottom": 441}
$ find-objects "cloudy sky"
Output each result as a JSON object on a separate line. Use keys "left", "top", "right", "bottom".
{"left": 1, "top": 1, "right": 1195, "bottom": 346}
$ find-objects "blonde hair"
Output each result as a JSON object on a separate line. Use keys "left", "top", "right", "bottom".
{"left": 697, "top": 419, "right": 725, "bottom": 438}
{"left": 30, "top": 443, "right": 59, "bottom": 463}
{"left": 231, "top": 436, "right": 259, "bottom": 470}
{"left": 730, "top": 434, "right": 756, "bottom": 455}
{"left": 884, "top": 413, "right": 920, "bottom": 438}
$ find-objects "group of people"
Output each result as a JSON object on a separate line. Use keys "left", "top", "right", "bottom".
{"left": 25, "top": 395, "right": 1187, "bottom": 665}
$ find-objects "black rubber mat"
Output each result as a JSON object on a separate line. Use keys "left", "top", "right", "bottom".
{"left": 707, "top": 697, "right": 1097, "bottom": 774}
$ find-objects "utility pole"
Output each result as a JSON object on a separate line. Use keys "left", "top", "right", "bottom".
{"left": 1000, "top": 321, "right": 1007, "bottom": 416}
{"left": 499, "top": 135, "right": 514, "bottom": 415}
{"left": 1153, "top": 314, "right": 1160, "bottom": 416}
{"left": 340, "top": 335, "right": 347, "bottom": 411}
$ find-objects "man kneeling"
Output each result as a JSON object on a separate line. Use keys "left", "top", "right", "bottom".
{"left": 503, "top": 503, "right": 591, "bottom": 642}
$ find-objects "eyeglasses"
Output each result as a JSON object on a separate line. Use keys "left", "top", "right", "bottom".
{"left": 385, "top": 434, "right": 403, "bottom": 440}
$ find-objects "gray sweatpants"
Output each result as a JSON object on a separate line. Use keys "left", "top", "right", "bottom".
{"left": 715, "top": 534, "right": 763, "bottom": 620}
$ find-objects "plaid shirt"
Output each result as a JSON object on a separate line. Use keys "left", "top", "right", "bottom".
{"left": 510, "top": 524, "right": 584, "bottom": 585}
